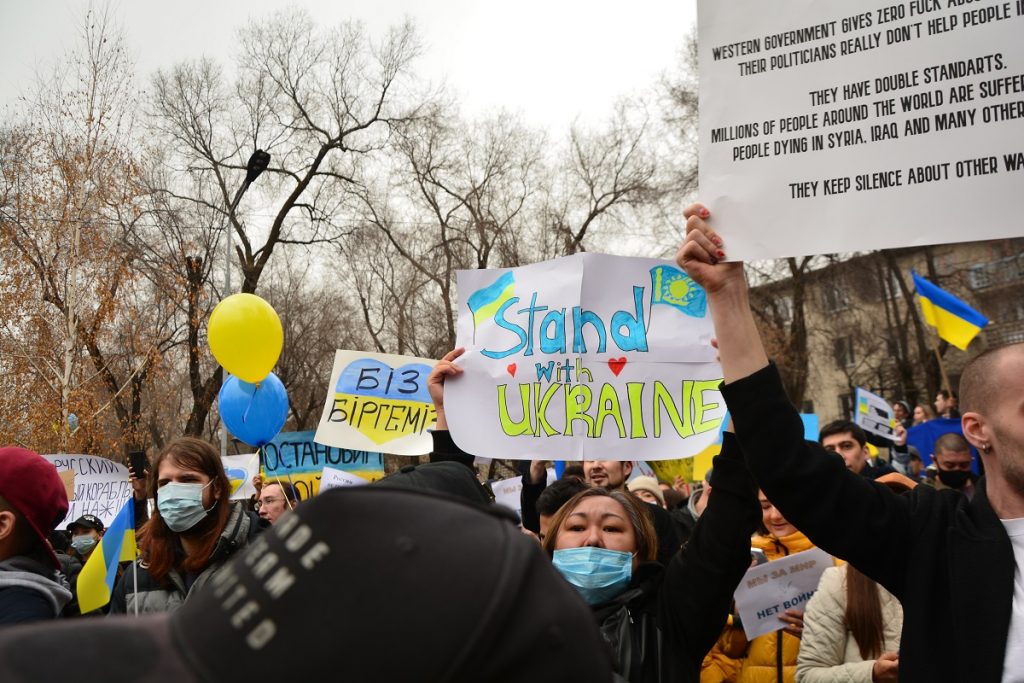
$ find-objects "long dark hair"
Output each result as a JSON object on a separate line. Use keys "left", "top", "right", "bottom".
{"left": 846, "top": 477, "right": 914, "bottom": 658}
{"left": 139, "top": 437, "right": 231, "bottom": 584}
{"left": 846, "top": 566, "right": 884, "bottom": 659}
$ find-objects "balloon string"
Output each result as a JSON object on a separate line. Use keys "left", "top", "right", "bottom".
{"left": 243, "top": 383, "right": 259, "bottom": 424}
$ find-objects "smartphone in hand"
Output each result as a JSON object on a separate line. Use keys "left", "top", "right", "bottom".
{"left": 128, "top": 450, "right": 148, "bottom": 478}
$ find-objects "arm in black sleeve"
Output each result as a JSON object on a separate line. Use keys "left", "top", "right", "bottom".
{"left": 428, "top": 430, "right": 476, "bottom": 471}
{"left": 722, "top": 363, "right": 917, "bottom": 596}
{"left": 519, "top": 473, "right": 546, "bottom": 533}
{"left": 134, "top": 498, "right": 150, "bottom": 530}
{"left": 658, "top": 432, "right": 761, "bottom": 666}
{"left": 108, "top": 566, "right": 129, "bottom": 615}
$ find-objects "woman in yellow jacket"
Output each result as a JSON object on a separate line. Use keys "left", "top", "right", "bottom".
{"left": 735, "top": 491, "right": 817, "bottom": 683}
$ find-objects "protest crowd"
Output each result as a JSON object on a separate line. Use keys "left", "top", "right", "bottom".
{"left": 0, "top": 199, "right": 1020, "bottom": 683}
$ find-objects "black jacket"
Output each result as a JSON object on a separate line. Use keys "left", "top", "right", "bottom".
{"left": 594, "top": 433, "right": 760, "bottom": 682}
{"left": 723, "top": 363, "right": 1015, "bottom": 683}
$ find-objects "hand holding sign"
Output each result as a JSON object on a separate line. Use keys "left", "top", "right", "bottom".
{"left": 428, "top": 348, "right": 465, "bottom": 429}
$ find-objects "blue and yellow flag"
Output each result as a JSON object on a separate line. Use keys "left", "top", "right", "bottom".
{"left": 467, "top": 271, "right": 515, "bottom": 327}
{"left": 77, "top": 498, "right": 136, "bottom": 614}
{"left": 911, "top": 271, "right": 989, "bottom": 351}
{"left": 650, "top": 265, "right": 707, "bottom": 318}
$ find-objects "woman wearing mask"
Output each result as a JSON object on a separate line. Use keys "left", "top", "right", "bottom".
{"left": 540, "top": 433, "right": 760, "bottom": 683}
{"left": 733, "top": 493, "right": 819, "bottom": 683}
{"left": 110, "top": 438, "right": 265, "bottom": 614}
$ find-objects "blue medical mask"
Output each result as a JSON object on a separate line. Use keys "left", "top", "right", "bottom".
{"left": 158, "top": 481, "right": 215, "bottom": 532}
{"left": 71, "top": 535, "right": 98, "bottom": 556}
{"left": 552, "top": 546, "right": 634, "bottom": 605}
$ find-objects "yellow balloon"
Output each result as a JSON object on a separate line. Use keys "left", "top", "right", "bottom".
{"left": 207, "top": 294, "right": 284, "bottom": 383}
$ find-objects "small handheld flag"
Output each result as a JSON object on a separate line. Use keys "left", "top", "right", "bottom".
{"left": 76, "top": 497, "right": 137, "bottom": 614}
{"left": 649, "top": 266, "right": 707, "bottom": 318}
{"left": 911, "top": 271, "right": 989, "bottom": 351}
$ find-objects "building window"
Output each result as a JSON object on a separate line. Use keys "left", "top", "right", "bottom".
{"left": 838, "top": 393, "right": 855, "bottom": 418}
{"left": 833, "top": 336, "right": 855, "bottom": 368}
{"left": 823, "top": 284, "right": 849, "bottom": 312}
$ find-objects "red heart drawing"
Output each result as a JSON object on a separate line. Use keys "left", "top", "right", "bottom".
{"left": 507, "top": 363, "right": 517, "bottom": 377}
{"left": 608, "top": 357, "right": 627, "bottom": 376}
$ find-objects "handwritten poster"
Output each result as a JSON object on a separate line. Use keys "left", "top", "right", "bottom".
{"left": 262, "top": 430, "right": 384, "bottom": 500}
{"left": 42, "top": 455, "right": 131, "bottom": 529}
{"left": 446, "top": 253, "right": 724, "bottom": 460}
{"left": 733, "top": 546, "right": 832, "bottom": 640}
{"left": 221, "top": 453, "right": 260, "bottom": 500}
{"left": 854, "top": 387, "right": 896, "bottom": 439}
{"left": 315, "top": 350, "right": 437, "bottom": 455}
{"left": 698, "top": 0, "right": 1024, "bottom": 260}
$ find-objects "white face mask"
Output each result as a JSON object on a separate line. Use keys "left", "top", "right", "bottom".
{"left": 157, "top": 481, "right": 215, "bottom": 532}
{"left": 71, "top": 535, "right": 98, "bottom": 556}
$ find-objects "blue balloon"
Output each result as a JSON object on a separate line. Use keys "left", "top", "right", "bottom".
{"left": 218, "top": 372, "right": 289, "bottom": 447}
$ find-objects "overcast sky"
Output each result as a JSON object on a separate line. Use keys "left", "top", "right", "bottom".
{"left": 0, "top": 0, "right": 696, "bottom": 133}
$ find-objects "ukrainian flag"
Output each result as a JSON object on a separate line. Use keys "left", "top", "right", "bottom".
{"left": 650, "top": 265, "right": 707, "bottom": 318}
{"left": 77, "top": 498, "right": 136, "bottom": 614}
{"left": 467, "top": 271, "right": 515, "bottom": 327}
{"left": 911, "top": 271, "right": 989, "bottom": 351}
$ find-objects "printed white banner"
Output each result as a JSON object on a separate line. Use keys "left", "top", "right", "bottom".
{"left": 315, "top": 350, "right": 438, "bottom": 456}
{"left": 854, "top": 387, "right": 897, "bottom": 439}
{"left": 319, "top": 466, "right": 372, "bottom": 492}
{"left": 698, "top": 0, "right": 1024, "bottom": 260}
{"left": 734, "top": 546, "right": 832, "bottom": 640}
{"left": 222, "top": 453, "right": 260, "bottom": 500}
{"left": 42, "top": 455, "right": 131, "bottom": 529}
{"left": 446, "top": 253, "right": 723, "bottom": 460}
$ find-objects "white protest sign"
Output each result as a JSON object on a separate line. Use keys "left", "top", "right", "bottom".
{"left": 490, "top": 469, "right": 557, "bottom": 519}
{"left": 319, "top": 466, "right": 371, "bottom": 492}
{"left": 446, "top": 253, "right": 723, "bottom": 460}
{"left": 733, "top": 546, "right": 832, "bottom": 640}
{"left": 315, "top": 350, "right": 438, "bottom": 456}
{"left": 854, "top": 387, "right": 897, "bottom": 440}
{"left": 698, "top": 0, "right": 1024, "bottom": 261}
{"left": 221, "top": 453, "right": 260, "bottom": 501}
{"left": 42, "top": 455, "right": 131, "bottom": 529}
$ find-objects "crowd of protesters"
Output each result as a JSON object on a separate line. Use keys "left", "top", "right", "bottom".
{"left": 1, "top": 203, "right": 1022, "bottom": 682}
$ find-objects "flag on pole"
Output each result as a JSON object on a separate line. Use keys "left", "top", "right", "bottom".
{"left": 76, "top": 497, "right": 136, "bottom": 614}
{"left": 911, "top": 271, "right": 989, "bottom": 351}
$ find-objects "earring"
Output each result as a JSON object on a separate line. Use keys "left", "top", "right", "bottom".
{"left": 980, "top": 443, "right": 992, "bottom": 453}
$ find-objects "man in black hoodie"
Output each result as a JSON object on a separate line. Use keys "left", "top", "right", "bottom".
{"left": 0, "top": 447, "right": 72, "bottom": 625}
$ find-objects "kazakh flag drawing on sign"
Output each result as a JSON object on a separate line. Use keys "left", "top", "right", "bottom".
{"left": 911, "top": 271, "right": 989, "bottom": 351}
{"left": 76, "top": 497, "right": 136, "bottom": 614}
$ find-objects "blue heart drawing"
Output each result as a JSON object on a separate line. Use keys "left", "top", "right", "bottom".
{"left": 336, "top": 359, "right": 432, "bottom": 403}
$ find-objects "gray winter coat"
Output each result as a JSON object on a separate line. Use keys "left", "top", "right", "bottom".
{"left": 109, "top": 502, "right": 264, "bottom": 615}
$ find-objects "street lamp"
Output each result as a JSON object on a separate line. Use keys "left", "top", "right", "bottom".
{"left": 221, "top": 149, "right": 271, "bottom": 456}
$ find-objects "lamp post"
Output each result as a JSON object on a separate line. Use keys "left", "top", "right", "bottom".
{"left": 221, "top": 149, "right": 271, "bottom": 456}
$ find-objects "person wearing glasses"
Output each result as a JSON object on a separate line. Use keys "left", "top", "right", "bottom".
{"left": 256, "top": 481, "right": 300, "bottom": 524}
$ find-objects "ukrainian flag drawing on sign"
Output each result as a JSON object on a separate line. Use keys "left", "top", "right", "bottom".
{"left": 911, "top": 271, "right": 989, "bottom": 351}
{"left": 467, "top": 271, "right": 515, "bottom": 331}
{"left": 650, "top": 265, "right": 707, "bottom": 318}
{"left": 76, "top": 497, "right": 136, "bottom": 614}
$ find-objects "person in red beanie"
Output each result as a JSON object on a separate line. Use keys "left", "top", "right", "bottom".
{"left": 0, "top": 446, "right": 73, "bottom": 624}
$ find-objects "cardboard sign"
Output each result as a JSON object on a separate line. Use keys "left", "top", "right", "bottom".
{"left": 261, "top": 430, "right": 384, "bottom": 500}
{"left": 315, "top": 350, "right": 438, "bottom": 455}
{"left": 698, "top": 0, "right": 1024, "bottom": 260}
{"left": 42, "top": 455, "right": 131, "bottom": 529}
{"left": 733, "top": 546, "right": 832, "bottom": 640}
{"left": 854, "top": 387, "right": 896, "bottom": 439}
{"left": 221, "top": 453, "right": 260, "bottom": 500}
{"left": 319, "top": 466, "right": 371, "bottom": 492}
{"left": 446, "top": 253, "right": 723, "bottom": 460}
